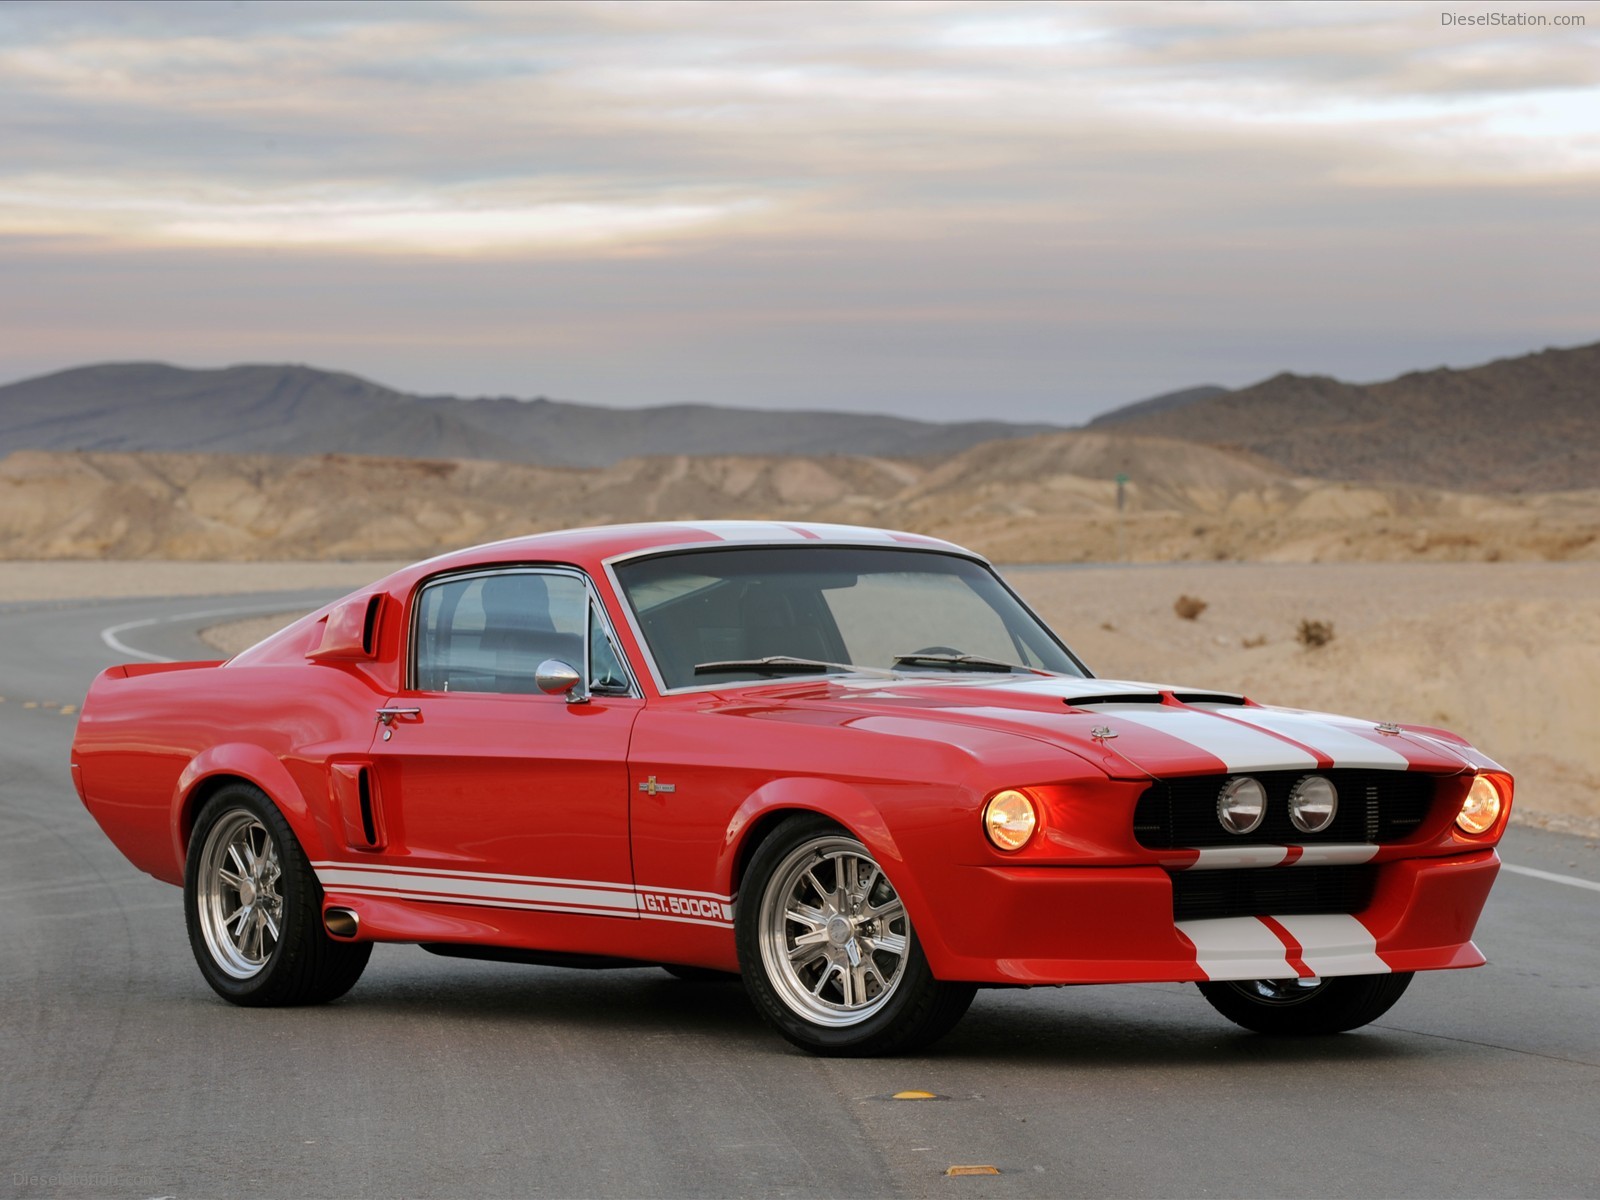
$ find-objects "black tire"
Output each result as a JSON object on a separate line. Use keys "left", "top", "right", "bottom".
{"left": 735, "top": 815, "right": 975, "bottom": 1056}
{"left": 1197, "top": 972, "right": 1414, "bottom": 1035}
{"left": 184, "top": 782, "right": 371, "bottom": 1006}
{"left": 661, "top": 965, "right": 741, "bottom": 983}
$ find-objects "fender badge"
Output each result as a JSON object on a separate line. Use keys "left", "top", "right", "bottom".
{"left": 1091, "top": 725, "right": 1118, "bottom": 741}
{"left": 638, "top": 776, "right": 677, "bottom": 796}
{"left": 1375, "top": 722, "right": 1402, "bottom": 735}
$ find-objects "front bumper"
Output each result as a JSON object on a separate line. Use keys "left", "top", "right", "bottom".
{"left": 918, "top": 848, "right": 1500, "bottom": 985}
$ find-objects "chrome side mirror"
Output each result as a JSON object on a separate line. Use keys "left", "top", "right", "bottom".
{"left": 535, "top": 659, "right": 590, "bottom": 704}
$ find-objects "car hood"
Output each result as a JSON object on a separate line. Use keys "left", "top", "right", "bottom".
{"left": 737, "top": 674, "right": 1472, "bottom": 780}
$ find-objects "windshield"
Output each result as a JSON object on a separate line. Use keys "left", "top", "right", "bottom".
{"left": 614, "top": 545, "right": 1086, "bottom": 690}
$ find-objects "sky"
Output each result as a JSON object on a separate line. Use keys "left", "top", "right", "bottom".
{"left": 1, "top": 0, "right": 1596, "bottom": 424}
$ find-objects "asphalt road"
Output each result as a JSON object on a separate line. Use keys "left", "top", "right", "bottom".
{"left": 2, "top": 590, "right": 1597, "bottom": 1200}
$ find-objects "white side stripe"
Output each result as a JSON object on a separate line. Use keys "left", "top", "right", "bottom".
{"left": 316, "top": 868, "right": 638, "bottom": 913}
{"left": 310, "top": 861, "right": 736, "bottom": 926}
{"left": 311, "top": 860, "right": 639, "bottom": 892}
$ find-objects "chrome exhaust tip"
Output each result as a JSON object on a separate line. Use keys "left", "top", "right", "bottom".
{"left": 324, "top": 907, "right": 360, "bottom": 938}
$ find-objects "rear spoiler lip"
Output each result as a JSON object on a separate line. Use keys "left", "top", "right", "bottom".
{"left": 102, "top": 661, "right": 224, "bottom": 680}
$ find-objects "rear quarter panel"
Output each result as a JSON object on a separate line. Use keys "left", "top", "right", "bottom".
{"left": 73, "top": 660, "right": 386, "bottom": 885}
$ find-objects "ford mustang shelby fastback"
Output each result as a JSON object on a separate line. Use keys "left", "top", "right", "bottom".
{"left": 71, "top": 522, "right": 1511, "bottom": 1055}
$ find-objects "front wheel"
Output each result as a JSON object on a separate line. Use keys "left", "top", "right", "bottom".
{"left": 184, "top": 783, "right": 371, "bottom": 1006}
{"left": 736, "top": 816, "right": 974, "bottom": 1056}
{"left": 1197, "top": 972, "right": 1413, "bottom": 1035}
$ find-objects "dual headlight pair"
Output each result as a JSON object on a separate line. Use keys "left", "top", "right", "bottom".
{"left": 1216, "top": 774, "right": 1337, "bottom": 835}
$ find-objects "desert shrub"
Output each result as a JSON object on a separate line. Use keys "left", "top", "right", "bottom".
{"left": 1297, "top": 619, "right": 1335, "bottom": 648}
{"left": 1174, "top": 594, "right": 1207, "bottom": 620}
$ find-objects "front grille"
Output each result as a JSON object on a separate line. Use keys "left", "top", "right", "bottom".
{"left": 1133, "top": 769, "right": 1434, "bottom": 848}
{"left": 1171, "top": 864, "right": 1375, "bottom": 922}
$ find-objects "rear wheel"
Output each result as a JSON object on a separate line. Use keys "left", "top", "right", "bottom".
{"left": 1197, "top": 972, "right": 1413, "bottom": 1035}
{"left": 184, "top": 783, "right": 370, "bottom": 1006}
{"left": 736, "top": 816, "right": 974, "bottom": 1056}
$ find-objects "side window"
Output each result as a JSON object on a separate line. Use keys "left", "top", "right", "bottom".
{"left": 414, "top": 572, "right": 587, "bottom": 694}
{"left": 588, "top": 604, "right": 630, "bottom": 694}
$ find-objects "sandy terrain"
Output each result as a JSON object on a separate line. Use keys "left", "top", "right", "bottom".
{"left": 13, "top": 558, "right": 1582, "bottom": 830}
{"left": 5, "top": 444, "right": 1596, "bottom": 564}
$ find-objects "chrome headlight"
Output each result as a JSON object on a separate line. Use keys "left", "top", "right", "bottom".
{"left": 984, "top": 789, "right": 1038, "bottom": 851}
{"left": 1288, "top": 775, "right": 1338, "bottom": 834}
{"left": 1217, "top": 776, "right": 1267, "bottom": 835}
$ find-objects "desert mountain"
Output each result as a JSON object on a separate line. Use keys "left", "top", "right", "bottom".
{"left": 1093, "top": 342, "right": 1599, "bottom": 492}
{"left": 0, "top": 362, "right": 1066, "bottom": 467}
{"left": 1083, "top": 384, "right": 1227, "bottom": 427}
{"left": 4, "top": 437, "right": 1593, "bottom": 564}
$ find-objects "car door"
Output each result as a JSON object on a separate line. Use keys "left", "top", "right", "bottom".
{"left": 367, "top": 567, "right": 643, "bottom": 921}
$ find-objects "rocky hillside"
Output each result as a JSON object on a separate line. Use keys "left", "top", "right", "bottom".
{"left": 0, "top": 362, "right": 1063, "bottom": 467}
{"left": 4, "top": 436, "right": 1594, "bottom": 564}
{"left": 1094, "top": 342, "right": 1599, "bottom": 492}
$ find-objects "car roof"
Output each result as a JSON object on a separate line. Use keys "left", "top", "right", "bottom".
{"left": 404, "top": 520, "right": 979, "bottom": 580}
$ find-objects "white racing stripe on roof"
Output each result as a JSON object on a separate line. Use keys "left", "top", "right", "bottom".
{"left": 691, "top": 521, "right": 813, "bottom": 542}
{"left": 1193, "top": 705, "right": 1412, "bottom": 769}
{"left": 687, "top": 520, "right": 904, "bottom": 544}
{"left": 1094, "top": 706, "right": 1319, "bottom": 772}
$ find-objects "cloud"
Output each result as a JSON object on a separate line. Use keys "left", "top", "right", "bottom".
{"left": 0, "top": 0, "right": 1594, "bottom": 418}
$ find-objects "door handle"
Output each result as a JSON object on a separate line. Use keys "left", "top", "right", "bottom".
{"left": 375, "top": 707, "right": 421, "bottom": 726}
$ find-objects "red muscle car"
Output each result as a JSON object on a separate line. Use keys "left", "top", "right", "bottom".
{"left": 71, "top": 522, "right": 1512, "bottom": 1055}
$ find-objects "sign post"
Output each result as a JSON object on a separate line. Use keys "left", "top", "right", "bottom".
{"left": 1115, "top": 473, "right": 1129, "bottom": 562}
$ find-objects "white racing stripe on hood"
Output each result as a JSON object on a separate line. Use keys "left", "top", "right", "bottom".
{"left": 1191, "top": 705, "right": 1412, "bottom": 769}
{"left": 1089, "top": 705, "right": 1319, "bottom": 772}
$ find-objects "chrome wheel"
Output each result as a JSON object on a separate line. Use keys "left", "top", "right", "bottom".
{"left": 758, "top": 835, "right": 909, "bottom": 1027}
{"left": 1198, "top": 971, "right": 1415, "bottom": 1035}
{"left": 195, "top": 810, "right": 283, "bottom": 979}
{"left": 1229, "top": 978, "right": 1325, "bottom": 1005}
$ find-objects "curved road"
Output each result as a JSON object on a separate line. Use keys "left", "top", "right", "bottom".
{"left": 2, "top": 591, "right": 1597, "bottom": 1199}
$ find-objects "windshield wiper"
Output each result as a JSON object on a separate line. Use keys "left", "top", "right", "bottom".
{"left": 893, "top": 652, "right": 1051, "bottom": 676}
{"left": 693, "top": 655, "right": 893, "bottom": 678}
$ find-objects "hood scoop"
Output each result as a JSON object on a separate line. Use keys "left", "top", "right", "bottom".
{"left": 1069, "top": 688, "right": 1248, "bottom": 708}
